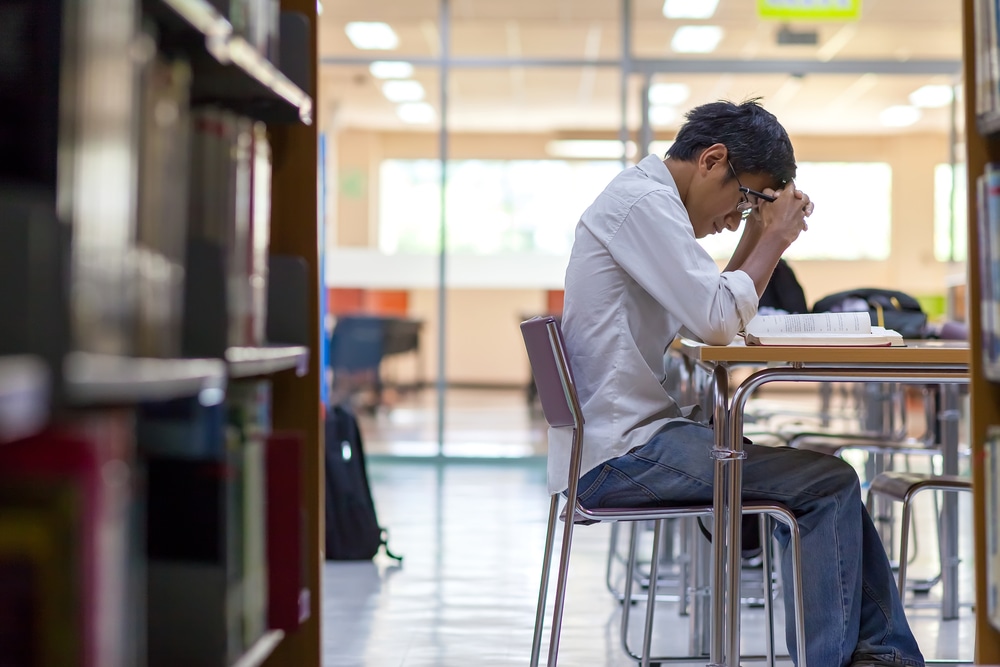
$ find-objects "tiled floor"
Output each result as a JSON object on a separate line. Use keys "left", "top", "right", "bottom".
{"left": 323, "top": 388, "right": 976, "bottom": 666}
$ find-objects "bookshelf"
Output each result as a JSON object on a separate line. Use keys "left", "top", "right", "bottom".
{"left": 0, "top": 0, "right": 321, "bottom": 664}
{"left": 964, "top": 0, "right": 1000, "bottom": 661}
{"left": 63, "top": 353, "right": 226, "bottom": 405}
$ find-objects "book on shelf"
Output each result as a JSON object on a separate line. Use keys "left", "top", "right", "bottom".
{"left": 265, "top": 432, "right": 308, "bottom": 631}
{"left": 247, "top": 122, "right": 273, "bottom": 347}
{"left": 0, "top": 415, "right": 134, "bottom": 667}
{"left": 142, "top": 379, "right": 273, "bottom": 666}
{"left": 135, "top": 53, "right": 193, "bottom": 359}
{"left": 742, "top": 311, "right": 904, "bottom": 347}
{"left": 975, "top": 0, "right": 1000, "bottom": 119}
{"left": 209, "top": 0, "right": 281, "bottom": 61}
{"left": 184, "top": 108, "right": 273, "bottom": 356}
{"left": 985, "top": 426, "right": 1000, "bottom": 633}
{"left": 978, "top": 165, "right": 1000, "bottom": 380}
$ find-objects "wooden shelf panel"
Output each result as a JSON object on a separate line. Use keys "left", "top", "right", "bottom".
{"left": 232, "top": 630, "right": 285, "bottom": 667}
{"left": 226, "top": 345, "right": 309, "bottom": 379}
{"left": 63, "top": 352, "right": 226, "bottom": 405}
{"left": 0, "top": 355, "right": 49, "bottom": 442}
{"left": 146, "top": 0, "right": 313, "bottom": 124}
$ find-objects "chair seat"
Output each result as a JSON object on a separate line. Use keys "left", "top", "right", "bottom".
{"left": 560, "top": 500, "right": 799, "bottom": 525}
{"left": 868, "top": 471, "right": 971, "bottom": 502}
{"left": 560, "top": 503, "right": 714, "bottom": 525}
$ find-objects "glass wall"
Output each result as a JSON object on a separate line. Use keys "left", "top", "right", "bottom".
{"left": 318, "top": 0, "right": 963, "bottom": 458}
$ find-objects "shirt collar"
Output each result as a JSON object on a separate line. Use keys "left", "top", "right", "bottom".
{"left": 635, "top": 153, "right": 677, "bottom": 189}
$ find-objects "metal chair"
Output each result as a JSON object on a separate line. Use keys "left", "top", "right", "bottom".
{"left": 864, "top": 471, "right": 972, "bottom": 606}
{"left": 521, "top": 315, "right": 807, "bottom": 667}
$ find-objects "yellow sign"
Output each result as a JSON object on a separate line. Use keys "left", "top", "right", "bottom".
{"left": 757, "top": 0, "right": 861, "bottom": 20}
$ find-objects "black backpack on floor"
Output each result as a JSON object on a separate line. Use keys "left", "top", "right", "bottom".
{"left": 324, "top": 404, "right": 402, "bottom": 561}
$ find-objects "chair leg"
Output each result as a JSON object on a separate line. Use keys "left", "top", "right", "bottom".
{"left": 531, "top": 494, "right": 560, "bottom": 667}
{"left": 545, "top": 490, "right": 582, "bottom": 667}
{"left": 678, "top": 517, "right": 691, "bottom": 617}
{"left": 640, "top": 519, "right": 664, "bottom": 667}
{"left": 760, "top": 516, "right": 775, "bottom": 667}
{"left": 605, "top": 522, "right": 622, "bottom": 599}
{"left": 897, "top": 495, "right": 914, "bottom": 606}
{"left": 619, "top": 523, "right": 641, "bottom": 659}
{"left": 765, "top": 507, "right": 808, "bottom": 667}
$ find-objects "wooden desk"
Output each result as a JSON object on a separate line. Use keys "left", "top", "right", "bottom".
{"left": 675, "top": 338, "right": 970, "bottom": 664}
{"left": 679, "top": 337, "right": 969, "bottom": 367}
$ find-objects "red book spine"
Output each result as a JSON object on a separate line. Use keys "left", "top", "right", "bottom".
{"left": 264, "top": 432, "right": 306, "bottom": 631}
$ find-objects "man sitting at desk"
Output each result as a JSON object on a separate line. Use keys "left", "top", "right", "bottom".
{"left": 553, "top": 99, "right": 922, "bottom": 667}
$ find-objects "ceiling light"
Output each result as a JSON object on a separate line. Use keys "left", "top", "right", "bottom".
{"left": 345, "top": 22, "right": 399, "bottom": 50}
{"left": 671, "top": 26, "right": 723, "bottom": 54}
{"left": 546, "top": 140, "right": 637, "bottom": 160}
{"left": 316, "top": 1, "right": 323, "bottom": 16}
{"left": 648, "top": 83, "right": 690, "bottom": 106}
{"left": 397, "top": 102, "right": 435, "bottom": 124}
{"left": 649, "top": 106, "right": 678, "bottom": 126}
{"left": 908, "top": 84, "right": 954, "bottom": 108}
{"left": 662, "top": 0, "right": 719, "bottom": 19}
{"left": 879, "top": 105, "right": 922, "bottom": 128}
{"left": 370, "top": 61, "right": 414, "bottom": 79}
{"left": 382, "top": 80, "right": 425, "bottom": 103}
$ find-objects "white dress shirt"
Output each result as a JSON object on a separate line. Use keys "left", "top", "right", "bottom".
{"left": 547, "top": 153, "right": 759, "bottom": 494}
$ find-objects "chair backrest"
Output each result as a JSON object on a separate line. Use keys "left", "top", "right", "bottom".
{"left": 329, "top": 315, "right": 386, "bottom": 372}
{"left": 520, "top": 316, "right": 583, "bottom": 429}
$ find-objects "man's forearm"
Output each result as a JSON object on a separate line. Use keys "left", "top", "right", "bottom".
{"left": 724, "top": 220, "right": 764, "bottom": 273}
{"left": 735, "top": 232, "right": 792, "bottom": 298}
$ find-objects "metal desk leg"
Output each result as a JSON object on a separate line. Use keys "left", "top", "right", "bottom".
{"left": 939, "top": 383, "right": 961, "bottom": 620}
{"left": 711, "top": 364, "right": 731, "bottom": 666}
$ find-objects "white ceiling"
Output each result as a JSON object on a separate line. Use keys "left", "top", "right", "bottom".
{"left": 316, "top": 0, "right": 964, "bottom": 136}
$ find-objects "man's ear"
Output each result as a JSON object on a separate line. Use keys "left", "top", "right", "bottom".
{"left": 697, "top": 143, "right": 729, "bottom": 175}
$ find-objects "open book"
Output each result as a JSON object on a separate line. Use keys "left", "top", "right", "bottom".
{"left": 743, "top": 311, "right": 904, "bottom": 347}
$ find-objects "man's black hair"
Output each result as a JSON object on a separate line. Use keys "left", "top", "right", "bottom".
{"left": 666, "top": 98, "right": 797, "bottom": 184}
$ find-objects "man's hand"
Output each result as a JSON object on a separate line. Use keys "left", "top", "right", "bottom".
{"left": 755, "top": 181, "right": 813, "bottom": 245}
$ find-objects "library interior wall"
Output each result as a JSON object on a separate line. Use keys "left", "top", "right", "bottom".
{"left": 325, "top": 128, "right": 961, "bottom": 386}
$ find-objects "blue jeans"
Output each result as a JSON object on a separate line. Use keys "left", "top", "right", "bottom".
{"left": 576, "top": 422, "right": 924, "bottom": 667}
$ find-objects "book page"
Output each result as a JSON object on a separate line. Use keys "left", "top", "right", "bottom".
{"left": 745, "top": 311, "right": 872, "bottom": 337}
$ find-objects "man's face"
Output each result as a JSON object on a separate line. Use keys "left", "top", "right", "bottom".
{"left": 687, "top": 165, "right": 775, "bottom": 239}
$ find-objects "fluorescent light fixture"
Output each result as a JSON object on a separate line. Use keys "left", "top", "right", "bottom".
{"left": 908, "top": 84, "right": 954, "bottom": 108}
{"left": 316, "top": 1, "right": 323, "bottom": 15}
{"left": 648, "top": 82, "right": 690, "bottom": 106}
{"left": 879, "top": 105, "right": 922, "bottom": 128}
{"left": 662, "top": 0, "right": 719, "bottom": 19}
{"left": 382, "top": 80, "right": 425, "bottom": 103}
{"left": 671, "top": 26, "right": 723, "bottom": 54}
{"left": 396, "top": 102, "right": 435, "bottom": 124}
{"left": 649, "top": 106, "right": 678, "bottom": 126}
{"left": 345, "top": 22, "right": 399, "bottom": 50}
{"left": 370, "top": 61, "right": 414, "bottom": 79}
{"left": 545, "top": 140, "right": 637, "bottom": 160}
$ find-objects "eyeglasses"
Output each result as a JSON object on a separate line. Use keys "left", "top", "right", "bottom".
{"left": 728, "top": 160, "right": 777, "bottom": 221}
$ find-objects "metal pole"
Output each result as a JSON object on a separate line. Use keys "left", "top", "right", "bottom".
{"left": 620, "top": 0, "right": 631, "bottom": 168}
{"left": 948, "top": 84, "right": 959, "bottom": 263}
{"left": 436, "top": 0, "right": 450, "bottom": 457}
{"left": 639, "top": 73, "right": 652, "bottom": 159}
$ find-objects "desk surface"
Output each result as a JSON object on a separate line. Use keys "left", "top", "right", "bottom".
{"left": 678, "top": 338, "right": 970, "bottom": 367}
